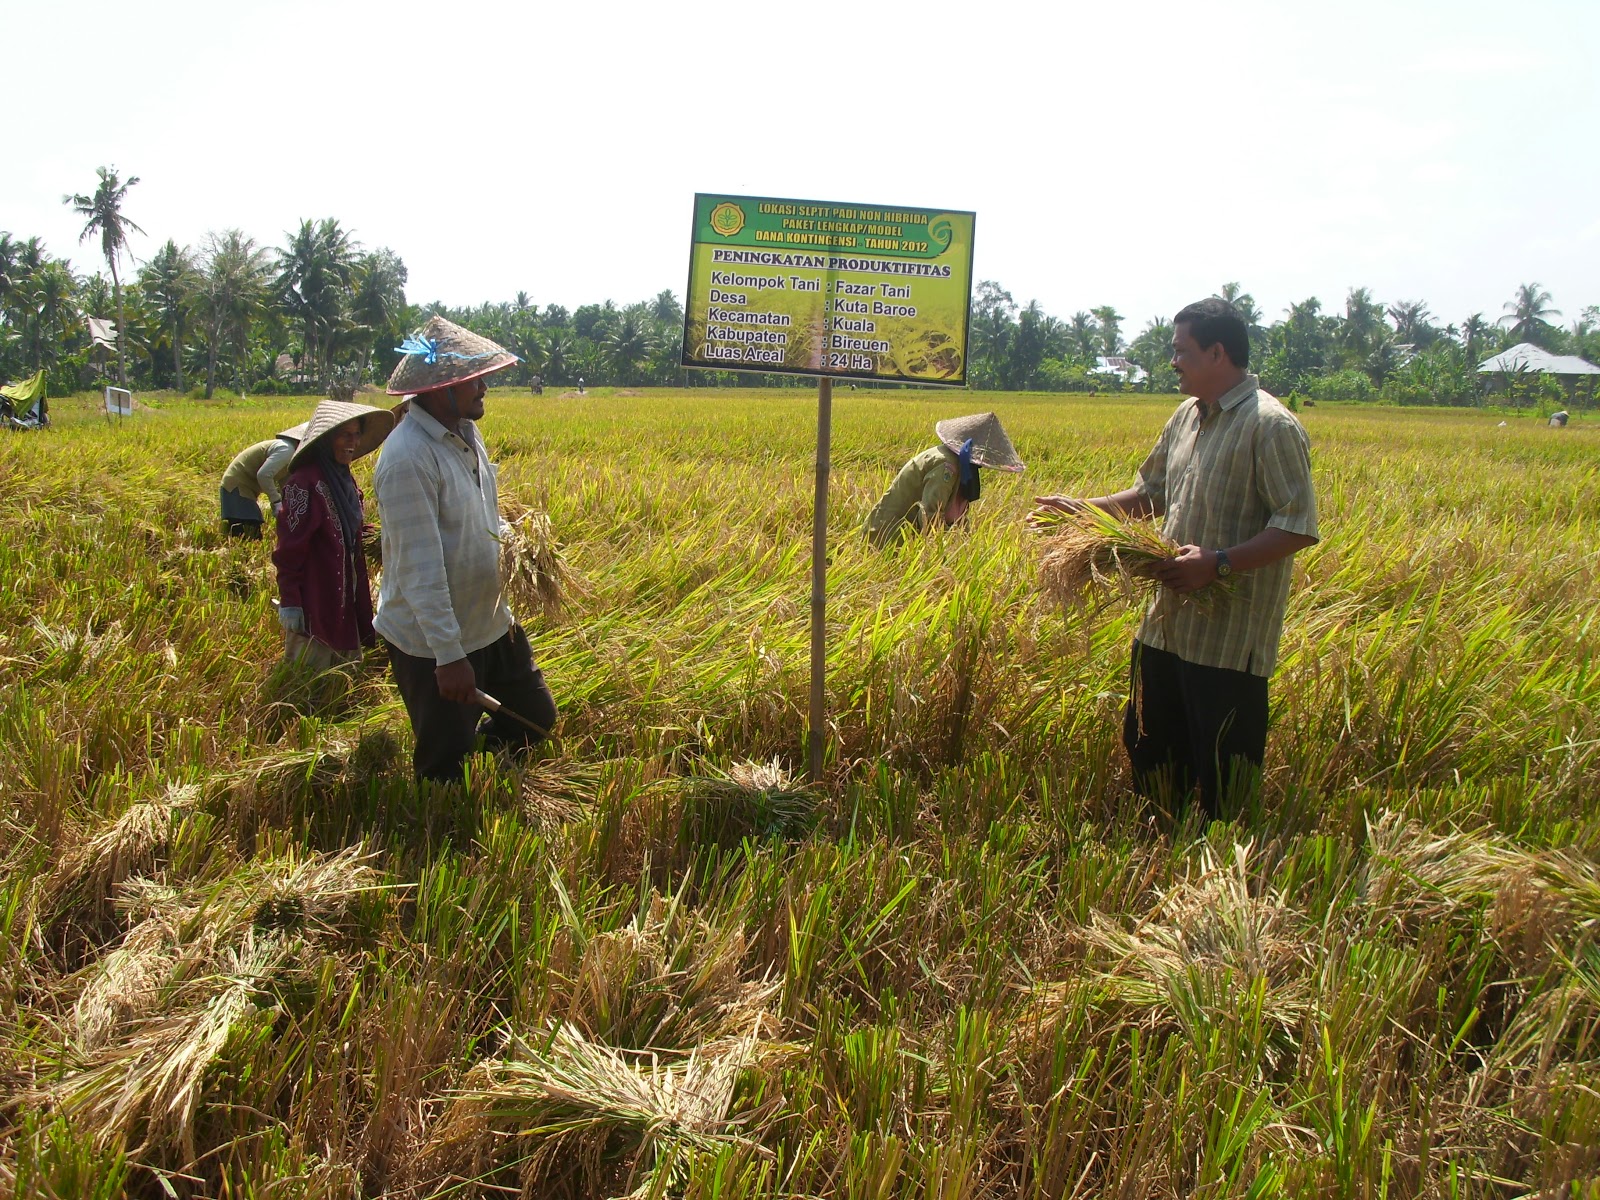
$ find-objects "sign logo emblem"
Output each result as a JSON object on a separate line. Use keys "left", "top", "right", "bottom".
{"left": 709, "top": 201, "right": 746, "bottom": 238}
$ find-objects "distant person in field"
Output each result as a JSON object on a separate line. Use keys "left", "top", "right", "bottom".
{"left": 272, "top": 400, "right": 396, "bottom": 670}
{"left": 375, "top": 316, "right": 558, "bottom": 783}
{"left": 219, "top": 420, "right": 308, "bottom": 538}
{"left": 865, "top": 412, "right": 1024, "bottom": 547}
{"left": 577, "top": 376, "right": 586, "bottom": 395}
{"left": 1032, "top": 299, "right": 1318, "bottom": 819}
{"left": 530, "top": 373, "right": 543, "bottom": 396}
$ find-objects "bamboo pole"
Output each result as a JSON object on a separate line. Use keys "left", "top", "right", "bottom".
{"left": 808, "top": 376, "right": 833, "bottom": 784}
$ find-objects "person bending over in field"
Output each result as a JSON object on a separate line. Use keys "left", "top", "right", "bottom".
{"left": 1031, "top": 299, "right": 1318, "bottom": 820}
{"left": 374, "top": 316, "right": 558, "bottom": 783}
{"left": 273, "top": 400, "right": 396, "bottom": 671}
{"left": 865, "top": 412, "right": 1025, "bottom": 547}
{"left": 220, "top": 420, "right": 308, "bottom": 538}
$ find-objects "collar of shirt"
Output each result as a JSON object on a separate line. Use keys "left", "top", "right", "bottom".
{"left": 406, "top": 403, "right": 478, "bottom": 451}
{"left": 1214, "top": 373, "right": 1260, "bottom": 413}
{"left": 404, "top": 402, "right": 482, "bottom": 478}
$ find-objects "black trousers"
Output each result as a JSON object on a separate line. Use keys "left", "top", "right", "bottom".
{"left": 385, "top": 624, "right": 557, "bottom": 783}
{"left": 1122, "top": 639, "right": 1269, "bottom": 819}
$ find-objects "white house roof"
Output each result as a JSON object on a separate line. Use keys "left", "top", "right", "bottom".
{"left": 1477, "top": 342, "right": 1600, "bottom": 375}
{"left": 1093, "top": 355, "right": 1148, "bottom": 383}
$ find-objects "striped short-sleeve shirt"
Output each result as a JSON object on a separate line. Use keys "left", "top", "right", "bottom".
{"left": 1133, "top": 374, "right": 1318, "bottom": 677}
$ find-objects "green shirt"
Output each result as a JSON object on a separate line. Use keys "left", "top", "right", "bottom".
{"left": 1133, "top": 374, "right": 1319, "bottom": 677}
{"left": 221, "top": 437, "right": 296, "bottom": 506}
{"left": 865, "top": 445, "right": 959, "bottom": 546}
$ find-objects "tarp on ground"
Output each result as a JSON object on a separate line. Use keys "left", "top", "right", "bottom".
{"left": 1477, "top": 343, "right": 1600, "bottom": 375}
{"left": 0, "top": 370, "right": 45, "bottom": 404}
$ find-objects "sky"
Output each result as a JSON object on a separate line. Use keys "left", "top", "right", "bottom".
{"left": 8, "top": 0, "right": 1599, "bottom": 335}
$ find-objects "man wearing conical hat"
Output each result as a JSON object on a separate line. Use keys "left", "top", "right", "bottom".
{"left": 374, "top": 316, "right": 557, "bottom": 782}
{"left": 864, "top": 412, "right": 1024, "bottom": 548}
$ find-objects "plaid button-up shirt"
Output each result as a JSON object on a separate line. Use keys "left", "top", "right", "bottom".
{"left": 373, "top": 406, "right": 512, "bottom": 664}
{"left": 1133, "top": 374, "right": 1318, "bottom": 677}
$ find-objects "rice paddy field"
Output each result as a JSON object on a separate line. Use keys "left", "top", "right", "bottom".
{"left": 1, "top": 387, "right": 1597, "bottom": 1199}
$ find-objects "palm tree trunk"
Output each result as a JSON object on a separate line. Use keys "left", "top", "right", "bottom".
{"left": 110, "top": 258, "right": 126, "bottom": 388}
{"left": 173, "top": 324, "right": 185, "bottom": 394}
{"left": 205, "top": 322, "right": 217, "bottom": 400}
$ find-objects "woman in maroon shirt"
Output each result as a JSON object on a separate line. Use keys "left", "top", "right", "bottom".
{"left": 272, "top": 400, "right": 395, "bottom": 670}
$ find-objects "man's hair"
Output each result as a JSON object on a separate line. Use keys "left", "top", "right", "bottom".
{"left": 1174, "top": 298, "right": 1250, "bottom": 369}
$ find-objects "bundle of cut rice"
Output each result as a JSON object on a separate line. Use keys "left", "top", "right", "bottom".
{"left": 1034, "top": 503, "right": 1232, "bottom": 613}
{"left": 499, "top": 501, "right": 579, "bottom": 619}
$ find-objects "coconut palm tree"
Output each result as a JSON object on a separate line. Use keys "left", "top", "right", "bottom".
{"left": 649, "top": 289, "right": 683, "bottom": 326}
{"left": 1218, "top": 282, "right": 1262, "bottom": 330}
{"left": 1128, "top": 317, "right": 1176, "bottom": 391}
{"left": 141, "top": 241, "right": 198, "bottom": 393}
{"left": 349, "top": 249, "right": 408, "bottom": 384}
{"left": 1387, "top": 299, "right": 1433, "bottom": 346}
{"left": 543, "top": 327, "right": 571, "bottom": 383}
{"left": 1500, "top": 283, "right": 1561, "bottom": 347}
{"left": 1069, "top": 312, "right": 1098, "bottom": 364}
{"left": 605, "top": 304, "right": 655, "bottom": 385}
{"left": 1091, "top": 306, "right": 1124, "bottom": 357}
{"left": 64, "top": 166, "right": 144, "bottom": 388}
{"left": 275, "top": 218, "right": 358, "bottom": 386}
{"left": 1459, "top": 313, "right": 1491, "bottom": 366}
{"left": 199, "top": 230, "right": 271, "bottom": 398}
{"left": 1339, "top": 288, "right": 1387, "bottom": 364}
{"left": 19, "top": 260, "right": 81, "bottom": 372}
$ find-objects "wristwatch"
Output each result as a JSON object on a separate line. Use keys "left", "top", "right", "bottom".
{"left": 1214, "top": 549, "right": 1233, "bottom": 578}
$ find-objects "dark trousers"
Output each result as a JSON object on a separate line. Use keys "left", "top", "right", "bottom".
{"left": 385, "top": 624, "right": 557, "bottom": 783}
{"left": 1122, "top": 639, "right": 1268, "bottom": 819}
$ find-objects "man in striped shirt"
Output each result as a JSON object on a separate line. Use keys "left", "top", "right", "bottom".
{"left": 374, "top": 317, "right": 557, "bottom": 782}
{"left": 1035, "top": 299, "right": 1319, "bottom": 818}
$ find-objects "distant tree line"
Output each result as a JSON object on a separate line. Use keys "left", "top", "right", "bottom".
{"left": 2, "top": 167, "right": 1597, "bottom": 405}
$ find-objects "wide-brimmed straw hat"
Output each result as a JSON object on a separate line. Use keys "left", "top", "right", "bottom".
{"left": 277, "top": 420, "right": 310, "bottom": 442}
{"left": 386, "top": 316, "right": 519, "bottom": 396}
{"left": 288, "top": 400, "right": 396, "bottom": 470}
{"left": 935, "top": 412, "right": 1024, "bottom": 472}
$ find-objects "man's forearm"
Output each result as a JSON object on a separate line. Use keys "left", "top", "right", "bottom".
{"left": 1226, "top": 527, "right": 1317, "bottom": 572}
{"left": 1093, "top": 488, "right": 1159, "bottom": 520}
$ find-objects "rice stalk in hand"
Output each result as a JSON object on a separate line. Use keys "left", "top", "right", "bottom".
{"left": 499, "top": 502, "right": 581, "bottom": 620}
{"left": 1034, "top": 503, "right": 1232, "bottom": 614}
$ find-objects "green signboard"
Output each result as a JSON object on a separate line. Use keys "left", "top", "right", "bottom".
{"left": 682, "top": 193, "right": 976, "bottom": 386}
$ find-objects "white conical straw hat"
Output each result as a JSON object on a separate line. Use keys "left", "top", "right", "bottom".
{"left": 386, "top": 315, "right": 519, "bottom": 396}
{"left": 287, "top": 400, "right": 396, "bottom": 470}
{"left": 934, "top": 412, "right": 1024, "bottom": 472}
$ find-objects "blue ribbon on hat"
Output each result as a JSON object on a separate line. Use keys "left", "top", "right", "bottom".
{"left": 394, "top": 335, "right": 501, "bottom": 365}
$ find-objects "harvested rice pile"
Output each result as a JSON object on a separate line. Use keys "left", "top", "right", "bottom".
{"left": 1034, "top": 503, "right": 1232, "bottom": 613}
{"left": 499, "top": 500, "right": 579, "bottom": 619}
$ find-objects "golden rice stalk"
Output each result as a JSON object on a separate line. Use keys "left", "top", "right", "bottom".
{"left": 683, "top": 759, "right": 817, "bottom": 842}
{"left": 520, "top": 755, "right": 601, "bottom": 829}
{"left": 1034, "top": 503, "right": 1232, "bottom": 613}
{"left": 44, "top": 781, "right": 201, "bottom": 917}
{"left": 71, "top": 844, "right": 388, "bottom": 1048}
{"left": 1364, "top": 811, "right": 1600, "bottom": 944}
{"left": 499, "top": 501, "right": 581, "bottom": 620}
{"left": 1064, "top": 842, "right": 1312, "bottom": 1039}
{"left": 43, "top": 930, "right": 294, "bottom": 1162}
{"left": 430, "top": 1021, "right": 765, "bottom": 1190}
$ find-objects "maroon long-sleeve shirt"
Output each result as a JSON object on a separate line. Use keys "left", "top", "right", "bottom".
{"left": 272, "top": 460, "right": 375, "bottom": 653}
